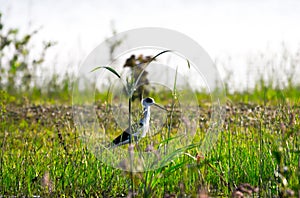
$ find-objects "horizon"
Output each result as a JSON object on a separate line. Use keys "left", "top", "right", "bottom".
{"left": 1, "top": 0, "right": 300, "bottom": 92}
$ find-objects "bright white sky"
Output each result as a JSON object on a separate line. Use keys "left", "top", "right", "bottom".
{"left": 1, "top": 0, "right": 300, "bottom": 90}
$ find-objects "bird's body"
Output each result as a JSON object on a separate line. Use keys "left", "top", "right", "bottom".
{"left": 107, "top": 97, "right": 166, "bottom": 148}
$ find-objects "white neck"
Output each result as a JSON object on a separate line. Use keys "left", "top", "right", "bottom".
{"left": 143, "top": 106, "right": 150, "bottom": 122}
{"left": 140, "top": 105, "right": 150, "bottom": 137}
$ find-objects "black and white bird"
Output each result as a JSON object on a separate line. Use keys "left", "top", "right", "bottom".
{"left": 107, "top": 97, "right": 166, "bottom": 148}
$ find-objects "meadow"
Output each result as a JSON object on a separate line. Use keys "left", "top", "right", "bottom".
{"left": 0, "top": 82, "right": 299, "bottom": 197}
{"left": 0, "top": 12, "right": 300, "bottom": 197}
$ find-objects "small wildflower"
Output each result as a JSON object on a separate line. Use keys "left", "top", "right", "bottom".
{"left": 232, "top": 190, "right": 243, "bottom": 198}
{"left": 178, "top": 182, "right": 185, "bottom": 196}
{"left": 280, "top": 122, "right": 286, "bottom": 133}
{"left": 41, "top": 171, "right": 53, "bottom": 193}
{"left": 197, "top": 188, "right": 209, "bottom": 198}
{"left": 284, "top": 189, "right": 295, "bottom": 197}
{"left": 232, "top": 183, "right": 258, "bottom": 198}
{"left": 126, "top": 189, "right": 137, "bottom": 198}
{"left": 196, "top": 152, "right": 204, "bottom": 163}
{"left": 289, "top": 113, "right": 295, "bottom": 126}
{"left": 164, "top": 192, "right": 176, "bottom": 198}
{"left": 145, "top": 144, "right": 154, "bottom": 152}
{"left": 118, "top": 159, "right": 128, "bottom": 170}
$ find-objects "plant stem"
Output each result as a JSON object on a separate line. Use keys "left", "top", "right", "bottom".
{"left": 128, "top": 97, "right": 135, "bottom": 197}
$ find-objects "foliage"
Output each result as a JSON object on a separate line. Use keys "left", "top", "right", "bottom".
{"left": 0, "top": 12, "right": 56, "bottom": 94}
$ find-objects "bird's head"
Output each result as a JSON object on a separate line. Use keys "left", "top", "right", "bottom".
{"left": 142, "top": 97, "right": 155, "bottom": 106}
{"left": 142, "top": 97, "right": 167, "bottom": 110}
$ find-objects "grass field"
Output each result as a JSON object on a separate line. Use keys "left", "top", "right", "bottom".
{"left": 1, "top": 9, "right": 300, "bottom": 197}
{"left": 0, "top": 86, "right": 299, "bottom": 197}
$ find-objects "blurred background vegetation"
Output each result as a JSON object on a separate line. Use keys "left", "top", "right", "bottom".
{"left": 0, "top": 10, "right": 299, "bottom": 105}
{"left": 0, "top": 11, "right": 72, "bottom": 103}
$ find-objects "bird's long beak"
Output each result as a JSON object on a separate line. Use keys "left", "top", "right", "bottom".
{"left": 154, "top": 103, "right": 167, "bottom": 111}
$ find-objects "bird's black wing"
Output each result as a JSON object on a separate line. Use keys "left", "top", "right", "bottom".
{"left": 112, "top": 131, "right": 131, "bottom": 145}
{"left": 107, "top": 123, "right": 141, "bottom": 148}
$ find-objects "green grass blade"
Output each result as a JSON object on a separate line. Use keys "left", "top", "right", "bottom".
{"left": 90, "top": 66, "right": 121, "bottom": 79}
{"left": 150, "top": 49, "right": 173, "bottom": 63}
{"left": 134, "top": 50, "right": 173, "bottom": 88}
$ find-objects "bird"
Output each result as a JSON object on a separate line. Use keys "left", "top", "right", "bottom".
{"left": 107, "top": 97, "right": 167, "bottom": 148}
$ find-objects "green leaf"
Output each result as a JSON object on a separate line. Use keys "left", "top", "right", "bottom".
{"left": 90, "top": 66, "right": 121, "bottom": 79}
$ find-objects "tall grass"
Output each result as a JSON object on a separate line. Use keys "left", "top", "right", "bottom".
{"left": 1, "top": 48, "right": 300, "bottom": 197}
{"left": 1, "top": 80, "right": 299, "bottom": 197}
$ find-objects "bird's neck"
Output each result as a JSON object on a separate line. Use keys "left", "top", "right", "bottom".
{"left": 142, "top": 106, "right": 150, "bottom": 124}
{"left": 138, "top": 106, "right": 150, "bottom": 138}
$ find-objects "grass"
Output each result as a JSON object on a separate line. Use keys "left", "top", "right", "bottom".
{"left": 1, "top": 10, "right": 299, "bottom": 196}
{"left": 0, "top": 87, "right": 299, "bottom": 197}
